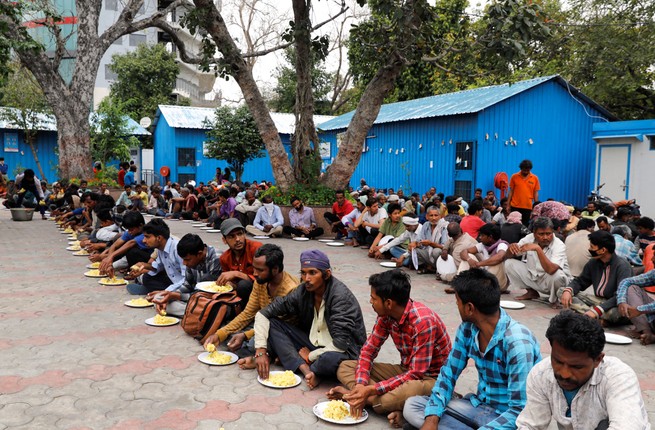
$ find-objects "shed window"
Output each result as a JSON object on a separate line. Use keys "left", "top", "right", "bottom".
{"left": 455, "top": 141, "right": 473, "bottom": 170}
{"left": 179, "top": 174, "right": 196, "bottom": 185}
{"left": 649, "top": 136, "right": 654, "bottom": 150}
{"left": 178, "top": 148, "right": 196, "bottom": 167}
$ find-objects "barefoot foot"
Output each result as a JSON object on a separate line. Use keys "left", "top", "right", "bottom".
{"left": 387, "top": 411, "right": 405, "bottom": 428}
{"left": 237, "top": 356, "right": 257, "bottom": 370}
{"left": 640, "top": 332, "right": 655, "bottom": 345}
{"left": 516, "top": 289, "right": 540, "bottom": 301}
{"left": 626, "top": 328, "right": 642, "bottom": 339}
{"left": 304, "top": 371, "right": 321, "bottom": 390}
{"left": 326, "top": 386, "right": 349, "bottom": 400}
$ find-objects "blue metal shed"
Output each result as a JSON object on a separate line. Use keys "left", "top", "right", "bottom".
{"left": 153, "top": 105, "right": 334, "bottom": 185}
{"left": 318, "top": 75, "right": 615, "bottom": 206}
{"left": 0, "top": 108, "right": 149, "bottom": 183}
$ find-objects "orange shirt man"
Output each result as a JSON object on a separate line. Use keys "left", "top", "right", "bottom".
{"left": 508, "top": 159, "right": 540, "bottom": 226}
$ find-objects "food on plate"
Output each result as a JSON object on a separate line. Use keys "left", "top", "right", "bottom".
{"left": 85, "top": 269, "right": 101, "bottom": 276}
{"left": 323, "top": 400, "right": 351, "bottom": 421}
{"left": 128, "top": 298, "right": 150, "bottom": 306}
{"left": 100, "top": 277, "right": 125, "bottom": 285}
{"left": 202, "top": 283, "right": 232, "bottom": 293}
{"left": 88, "top": 262, "right": 100, "bottom": 269}
{"left": 206, "top": 351, "right": 232, "bottom": 364}
{"left": 266, "top": 370, "right": 297, "bottom": 387}
{"left": 68, "top": 245, "right": 81, "bottom": 251}
{"left": 63, "top": 228, "right": 74, "bottom": 233}
{"left": 152, "top": 314, "right": 177, "bottom": 325}
{"left": 73, "top": 250, "right": 89, "bottom": 256}
{"left": 69, "top": 241, "right": 80, "bottom": 246}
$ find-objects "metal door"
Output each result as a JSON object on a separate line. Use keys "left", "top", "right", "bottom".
{"left": 454, "top": 141, "right": 476, "bottom": 200}
{"left": 597, "top": 144, "right": 630, "bottom": 200}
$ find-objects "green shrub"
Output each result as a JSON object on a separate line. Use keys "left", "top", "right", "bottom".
{"left": 260, "top": 184, "right": 353, "bottom": 206}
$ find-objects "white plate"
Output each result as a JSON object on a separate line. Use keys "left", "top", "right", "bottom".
{"left": 124, "top": 298, "right": 154, "bottom": 308}
{"left": 192, "top": 224, "right": 206, "bottom": 228}
{"left": 500, "top": 300, "right": 526, "bottom": 310}
{"left": 257, "top": 371, "right": 302, "bottom": 389}
{"left": 72, "top": 251, "right": 90, "bottom": 257}
{"left": 84, "top": 271, "right": 106, "bottom": 278}
{"left": 145, "top": 316, "right": 180, "bottom": 327}
{"left": 86, "top": 263, "right": 100, "bottom": 269}
{"left": 66, "top": 246, "right": 82, "bottom": 251}
{"left": 98, "top": 278, "right": 128, "bottom": 286}
{"left": 61, "top": 230, "right": 74, "bottom": 234}
{"left": 411, "top": 248, "right": 419, "bottom": 270}
{"left": 605, "top": 332, "right": 632, "bottom": 345}
{"left": 318, "top": 239, "right": 335, "bottom": 243}
{"left": 378, "top": 235, "right": 395, "bottom": 247}
{"left": 197, "top": 351, "right": 238, "bottom": 366}
{"left": 196, "top": 281, "right": 233, "bottom": 294}
{"left": 325, "top": 242, "right": 344, "bottom": 247}
{"left": 313, "top": 401, "right": 369, "bottom": 425}
{"left": 292, "top": 237, "right": 310, "bottom": 241}
{"left": 200, "top": 226, "right": 213, "bottom": 230}
{"left": 253, "top": 235, "right": 270, "bottom": 239}
{"left": 206, "top": 229, "right": 221, "bottom": 233}
{"left": 436, "top": 255, "right": 457, "bottom": 275}
{"left": 379, "top": 261, "right": 397, "bottom": 268}
{"left": 183, "top": 220, "right": 193, "bottom": 223}
{"left": 167, "top": 218, "right": 179, "bottom": 221}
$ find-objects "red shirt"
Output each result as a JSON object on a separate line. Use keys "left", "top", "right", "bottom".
{"left": 460, "top": 215, "right": 486, "bottom": 239}
{"left": 355, "top": 300, "right": 451, "bottom": 394}
{"left": 117, "top": 169, "right": 126, "bottom": 187}
{"left": 219, "top": 240, "right": 262, "bottom": 281}
{"left": 332, "top": 200, "right": 354, "bottom": 220}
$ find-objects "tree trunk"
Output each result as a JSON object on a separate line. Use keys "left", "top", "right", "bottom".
{"left": 55, "top": 109, "right": 93, "bottom": 180}
{"left": 321, "top": 56, "right": 405, "bottom": 189}
{"left": 193, "top": 0, "right": 296, "bottom": 191}
{"left": 25, "top": 133, "right": 48, "bottom": 182}
{"left": 291, "top": 0, "right": 321, "bottom": 184}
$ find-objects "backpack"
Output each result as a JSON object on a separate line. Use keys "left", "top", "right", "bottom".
{"left": 181, "top": 291, "right": 243, "bottom": 343}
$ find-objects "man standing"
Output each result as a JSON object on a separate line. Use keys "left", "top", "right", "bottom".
{"left": 245, "top": 196, "right": 284, "bottom": 237}
{"left": 283, "top": 196, "right": 325, "bottom": 239}
{"left": 516, "top": 311, "right": 650, "bottom": 429}
{"left": 234, "top": 189, "right": 262, "bottom": 227}
{"left": 148, "top": 233, "right": 222, "bottom": 316}
{"left": 505, "top": 217, "right": 570, "bottom": 305}
{"left": 403, "top": 268, "right": 541, "bottom": 430}
{"left": 204, "top": 244, "right": 298, "bottom": 357}
{"left": 217, "top": 218, "right": 262, "bottom": 303}
{"left": 329, "top": 270, "right": 451, "bottom": 427}
{"left": 559, "top": 230, "right": 632, "bottom": 323}
{"left": 0, "top": 157, "right": 8, "bottom": 181}
{"left": 508, "top": 159, "right": 539, "bottom": 226}
{"left": 253, "top": 250, "right": 366, "bottom": 390}
{"left": 324, "top": 189, "right": 354, "bottom": 239}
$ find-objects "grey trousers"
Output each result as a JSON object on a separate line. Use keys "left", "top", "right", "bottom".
{"left": 505, "top": 258, "right": 569, "bottom": 303}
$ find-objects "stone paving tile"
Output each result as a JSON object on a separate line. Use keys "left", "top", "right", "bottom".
{"left": 2, "top": 210, "right": 654, "bottom": 429}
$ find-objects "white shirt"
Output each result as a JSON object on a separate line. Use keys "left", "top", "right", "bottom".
{"left": 474, "top": 241, "right": 509, "bottom": 261}
{"left": 362, "top": 207, "right": 388, "bottom": 233}
{"left": 516, "top": 356, "right": 651, "bottom": 430}
{"left": 517, "top": 234, "right": 570, "bottom": 280}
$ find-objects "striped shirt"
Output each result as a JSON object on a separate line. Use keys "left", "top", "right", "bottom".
{"left": 355, "top": 300, "right": 451, "bottom": 394}
{"left": 424, "top": 309, "right": 541, "bottom": 430}
{"left": 617, "top": 270, "right": 655, "bottom": 323}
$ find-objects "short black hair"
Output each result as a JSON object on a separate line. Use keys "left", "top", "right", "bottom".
{"left": 546, "top": 311, "right": 605, "bottom": 358}
{"left": 479, "top": 223, "right": 501, "bottom": 241}
{"left": 368, "top": 269, "right": 411, "bottom": 307}
{"left": 366, "top": 197, "right": 378, "bottom": 208}
{"left": 122, "top": 211, "right": 145, "bottom": 229}
{"left": 387, "top": 203, "right": 401, "bottom": 214}
{"left": 218, "top": 189, "right": 230, "bottom": 199}
{"left": 595, "top": 216, "right": 608, "bottom": 225}
{"left": 468, "top": 200, "right": 483, "bottom": 215}
{"left": 177, "top": 233, "right": 205, "bottom": 257}
{"left": 519, "top": 159, "right": 533, "bottom": 170}
{"left": 261, "top": 195, "right": 273, "bottom": 204}
{"left": 452, "top": 268, "right": 500, "bottom": 315}
{"left": 446, "top": 203, "right": 460, "bottom": 214}
{"left": 124, "top": 185, "right": 132, "bottom": 190}
{"left": 254, "top": 243, "right": 284, "bottom": 272}
{"left": 96, "top": 209, "right": 113, "bottom": 222}
{"left": 335, "top": 189, "right": 345, "bottom": 196}
{"left": 577, "top": 218, "right": 596, "bottom": 231}
{"left": 601, "top": 206, "right": 615, "bottom": 216}
{"left": 589, "top": 230, "right": 615, "bottom": 253}
{"left": 143, "top": 218, "right": 170, "bottom": 239}
{"left": 636, "top": 217, "right": 655, "bottom": 231}
{"left": 289, "top": 195, "right": 301, "bottom": 205}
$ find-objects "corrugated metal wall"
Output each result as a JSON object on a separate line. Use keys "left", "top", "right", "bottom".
{"left": 1, "top": 130, "right": 59, "bottom": 182}
{"left": 323, "top": 80, "right": 608, "bottom": 205}
{"left": 153, "top": 116, "right": 292, "bottom": 185}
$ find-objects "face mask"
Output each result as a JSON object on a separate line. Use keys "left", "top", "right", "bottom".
{"left": 589, "top": 248, "right": 601, "bottom": 257}
{"left": 264, "top": 203, "right": 274, "bottom": 210}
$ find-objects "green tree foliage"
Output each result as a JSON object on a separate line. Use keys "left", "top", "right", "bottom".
{"left": 203, "top": 106, "right": 265, "bottom": 183}
{"left": 269, "top": 48, "right": 334, "bottom": 115}
{"left": 90, "top": 99, "right": 137, "bottom": 167}
{"left": 107, "top": 43, "right": 180, "bottom": 124}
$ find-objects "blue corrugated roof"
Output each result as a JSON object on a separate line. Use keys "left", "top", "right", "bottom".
{"left": 156, "top": 105, "right": 334, "bottom": 135}
{"left": 0, "top": 107, "right": 150, "bottom": 135}
{"left": 318, "top": 75, "right": 614, "bottom": 131}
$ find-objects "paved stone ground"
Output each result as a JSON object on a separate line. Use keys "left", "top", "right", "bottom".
{"left": 0, "top": 210, "right": 653, "bottom": 429}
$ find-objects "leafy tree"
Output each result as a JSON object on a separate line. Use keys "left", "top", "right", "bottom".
{"left": 203, "top": 106, "right": 265, "bottom": 183}
{"left": 0, "top": 62, "right": 51, "bottom": 181}
{"left": 107, "top": 43, "right": 180, "bottom": 124}
{"left": 90, "top": 99, "right": 137, "bottom": 167}
{"left": 268, "top": 48, "right": 333, "bottom": 115}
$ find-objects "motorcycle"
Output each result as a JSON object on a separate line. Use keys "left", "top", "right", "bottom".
{"left": 588, "top": 183, "right": 639, "bottom": 214}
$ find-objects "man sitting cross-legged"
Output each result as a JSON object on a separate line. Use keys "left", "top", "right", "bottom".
{"left": 403, "top": 268, "right": 541, "bottom": 430}
{"left": 252, "top": 250, "right": 367, "bottom": 389}
{"left": 328, "top": 269, "right": 451, "bottom": 428}
{"left": 516, "top": 311, "right": 651, "bottom": 429}
{"left": 617, "top": 250, "right": 655, "bottom": 345}
{"left": 458, "top": 223, "right": 509, "bottom": 292}
{"left": 203, "top": 244, "right": 299, "bottom": 359}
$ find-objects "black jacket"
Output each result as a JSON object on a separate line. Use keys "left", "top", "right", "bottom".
{"left": 260, "top": 276, "right": 367, "bottom": 358}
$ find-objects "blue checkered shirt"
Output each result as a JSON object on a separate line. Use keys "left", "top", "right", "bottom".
{"left": 613, "top": 234, "right": 642, "bottom": 266}
{"left": 617, "top": 270, "right": 655, "bottom": 323}
{"left": 424, "top": 309, "right": 541, "bottom": 429}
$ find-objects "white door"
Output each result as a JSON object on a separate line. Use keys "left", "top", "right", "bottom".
{"left": 598, "top": 145, "right": 630, "bottom": 201}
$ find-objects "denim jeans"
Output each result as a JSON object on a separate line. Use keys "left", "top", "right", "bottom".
{"left": 389, "top": 246, "right": 411, "bottom": 267}
{"left": 403, "top": 395, "right": 500, "bottom": 429}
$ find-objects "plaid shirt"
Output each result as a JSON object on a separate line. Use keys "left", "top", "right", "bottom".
{"left": 355, "top": 300, "right": 451, "bottom": 394}
{"left": 617, "top": 270, "right": 655, "bottom": 323}
{"left": 424, "top": 309, "right": 541, "bottom": 430}
{"left": 613, "top": 234, "right": 642, "bottom": 265}
{"left": 177, "top": 245, "right": 222, "bottom": 302}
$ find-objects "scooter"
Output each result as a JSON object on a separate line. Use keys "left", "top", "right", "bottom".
{"left": 587, "top": 183, "right": 614, "bottom": 210}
